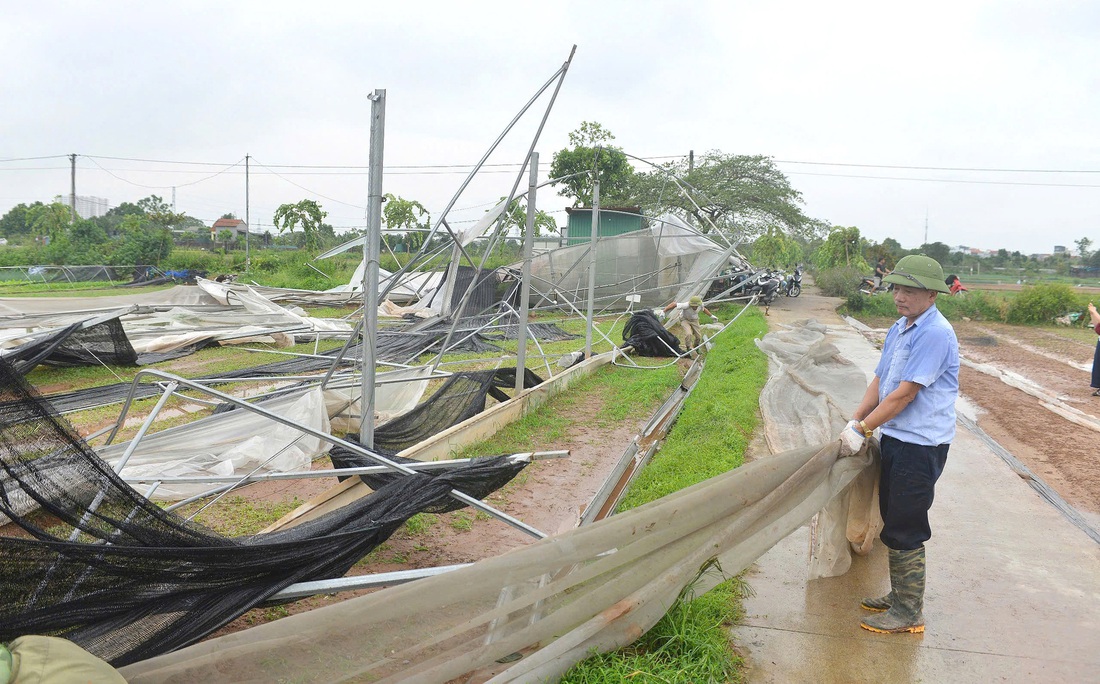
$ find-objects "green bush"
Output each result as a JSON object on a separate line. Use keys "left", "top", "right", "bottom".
{"left": 163, "top": 249, "right": 225, "bottom": 272}
{"left": 1006, "top": 283, "right": 1081, "bottom": 324}
{"left": 935, "top": 290, "right": 1009, "bottom": 322}
{"left": 812, "top": 266, "right": 864, "bottom": 297}
{"left": 845, "top": 293, "right": 865, "bottom": 312}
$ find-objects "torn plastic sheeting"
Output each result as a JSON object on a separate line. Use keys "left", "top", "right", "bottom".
{"left": 96, "top": 388, "right": 332, "bottom": 501}
{"left": 120, "top": 441, "right": 876, "bottom": 684}
{"left": 650, "top": 212, "right": 722, "bottom": 257}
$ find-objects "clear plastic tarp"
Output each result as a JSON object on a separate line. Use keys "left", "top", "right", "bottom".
{"left": 525, "top": 226, "right": 726, "bottom": 311}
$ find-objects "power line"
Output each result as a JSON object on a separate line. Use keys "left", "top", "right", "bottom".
{"left": 786, "top": 170, "right": 1100, "bottom": 188}
{"left": 774, "top": 159, "right": 1100, "bottom": 174}
{"left": 249, "top": 158, "right": 367, "bottom": 210}
{"left": 82, "top": 156, "right": 245, "bottom": 190}
{"left": 0, "top": 155, "right": 70, "bottom": 163}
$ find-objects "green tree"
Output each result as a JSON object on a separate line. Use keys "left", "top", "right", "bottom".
{"left": 26, "top": 202, "right": 73, "bottom": 242}
{"left": 630, "top": 152, "right": 816, "bottom": 240}
{"left": 137, "top": 195, "right": 188, "bottom": 230}
{"left": 549, "top": 121, "right": 635, "bottom": 207}
{"left": 0, "top": 202, "right": 43, "bottom": 239}
{"left": 1075, "top": 236, "right": 1093, "bottom": 261}
{"left": 916, "top": 242, "right": 951, "bottom": 265}
{"left": 497, "top": 196, "right": 558, "bottom": 237}
{"left": 112, "top": 214, "right": 172, "bottom": 266}
{"left": 273, "top": 199, "right": 327, "bottom": 251}
{"left": 751, "top": 227, "right": 803, "bottom": 268}
{"left": 383, "top": 193, "right": 431, "bottom": 252}
{"left": 813, "top": 226, "right": 869, "bottom": 270}
{"left": 217, "top": 229, "right": 235, "bottom": 254}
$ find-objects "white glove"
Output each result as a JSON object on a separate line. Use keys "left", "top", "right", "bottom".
{"left": 711, "top": 315, "right": 719, "bottom": 323}
{"left": 838, "top": 419, "right": 866, "bottom": 456}
{"left": 656, "top": 309, "right": 666, "bottom": 320}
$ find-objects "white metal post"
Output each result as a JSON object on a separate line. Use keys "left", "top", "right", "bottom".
{"left": 584, "top": 179, "right": 599, "bottom": 358}
{"left": 516, "top": 153, "right": 538, "bottom": 394}
{"left": 361, "top": 89, "right": 386, "bottom": 448}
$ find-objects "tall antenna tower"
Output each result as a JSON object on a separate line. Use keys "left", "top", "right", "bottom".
{"left": 923, "top": 209, "right": 929, "bottom": 246}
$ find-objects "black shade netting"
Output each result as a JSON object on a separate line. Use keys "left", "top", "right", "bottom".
{"left": 0, "top": 357, "right": 529, "bottom": 667}
{"left": 622, "top": 310, "right": 685, "bottom": 357}
{"left": 3, "top": 318, "right": 139, "bottom": 375}
{"left": 358, "top": 367, "right": 542, "bottom": 456}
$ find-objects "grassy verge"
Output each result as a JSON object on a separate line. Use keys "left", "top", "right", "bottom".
{"left": 561, "top": 306, "right": 769, "bottom": 684}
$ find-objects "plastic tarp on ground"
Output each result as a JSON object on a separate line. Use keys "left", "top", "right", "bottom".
{"left": 755, "top": 319, "right": 883, "bottom": 578}
{"left": 120, "top": 322, "right": 881, "bottom": 684}
{"left": 97, "top": 389, "right": 332, "bottom": 501}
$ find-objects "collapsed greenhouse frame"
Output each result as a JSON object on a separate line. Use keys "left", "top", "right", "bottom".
{"left": 0, "top": 45, "right": 817, "bottom": 680}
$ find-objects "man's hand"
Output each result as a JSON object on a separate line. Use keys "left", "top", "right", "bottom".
{"left": 838, "top": 419, "right": 865, "bottom": 456}
{"left": 711, "top": 314, "right": 719, "bottom": 323}
{"left": 655, "top": 308, "right": 666, "bottom": 320}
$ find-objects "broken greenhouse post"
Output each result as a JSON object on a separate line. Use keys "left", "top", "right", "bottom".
{"left": 361, "top": 88, "right": 386, "bottom": 449}
{"left": 516, "top": 152, "right": 538, "bottom": 395}
{"left": 585, "top": 178, "right": 599, "bottom": 358}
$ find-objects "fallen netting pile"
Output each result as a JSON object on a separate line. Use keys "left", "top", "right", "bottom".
{"left": 120, "top": 324, "right": 880, "bottom": 684}
{"left": 621, "top": 309, "right": 685, "bottom": 356}
{"left": 0, "top": 357, "right": 530, "bottom": 667}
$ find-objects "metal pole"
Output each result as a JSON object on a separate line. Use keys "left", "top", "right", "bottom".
{"left": 69, "top": 153, "right": 77, "bottom": 222}
{"left": 584, "top": 179, "right": 599, "bottom": 358}
{"left": 516, "top": 152, "right": 538, "bottom": 394}
{"left": 245, "top": 154, "right": 251, "bottom": 271}
{"left": 361, "top": 89, "right": 386, "bottom": 448}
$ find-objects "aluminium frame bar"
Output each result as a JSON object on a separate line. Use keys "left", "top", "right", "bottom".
{"left": 110, "top": 368, "right": 547, "bottom": 539}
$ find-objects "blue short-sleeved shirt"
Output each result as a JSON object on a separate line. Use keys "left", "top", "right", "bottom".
{"left": 874, "top": 304, "right": 959, "bottom": 446}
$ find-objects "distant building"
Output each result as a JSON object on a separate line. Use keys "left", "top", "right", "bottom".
{"left": 1053, "top": 245, "right": 1067, "bottom": 254}
{"left": 211, "top": 217, "right": 249, "bottom": 238}
{"left": 562, "top": 206, "right": 644, "bottom": 246}
{"left": 56, "top": 194, "right": 109, "bottom": 219}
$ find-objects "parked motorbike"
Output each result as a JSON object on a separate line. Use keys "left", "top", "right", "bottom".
{"left": 781, "top": 267, "right": 802, "bottom": 297}
{"left": 858, "top": 276, "right": 892, "bottom": 295}
{"left": 737, "top": 269, "right": 783, "bottom": 306}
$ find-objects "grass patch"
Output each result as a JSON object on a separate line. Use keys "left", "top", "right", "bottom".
{"left": 562, "top": 308, "right": 768, "bottom": 683}
{"left": 562, "top": 576, "right": 750, "bottom": 684}
{"left": 186, "top": 496, "right": 302, "bottom": 537}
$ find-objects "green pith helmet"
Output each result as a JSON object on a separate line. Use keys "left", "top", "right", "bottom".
{"left": 883, "top": 254, "right": 952, "bottom": 293}
{"left": 689, "top": 295, "right": 703, "bottom": 307}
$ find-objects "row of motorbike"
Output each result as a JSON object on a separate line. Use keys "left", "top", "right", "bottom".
{"left": 709, "top": 266, "right": 802, "bottom": 306}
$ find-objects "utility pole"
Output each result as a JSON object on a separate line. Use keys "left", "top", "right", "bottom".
{"left": 688, "top": 149, "right": 694, "bottom": 173}
{"left": 171, "top": 187, "right": 176, "bottom": 212}
{"left": 69, "top": 154, "right": 77, "bottom": 222}
{"left": 584, "top": 179, "right": 599, "bottom": 358}
{"left": 361, "top": 89, "right": 386, "bottom": 448}
{"left": 245, "top": 154, "right": 251, "bottom": 271}
{"left": 516, "top": 152, "right": 538, "bottom": 395}
{"left": 924, "top": 210, "right": 929, "bottom": 246}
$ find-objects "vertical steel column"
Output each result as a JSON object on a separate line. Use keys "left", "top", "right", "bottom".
{"left": 515, "top": 152, "right": 538, "bottom": 394}
{"left": 245, "top": 154, "right": 251, "bottom": 271}
{"left": 584, "top": 179, "right": 600, "bottom": 358}
{"left": 361, "top": 89, "right": 386, "bottom": 448}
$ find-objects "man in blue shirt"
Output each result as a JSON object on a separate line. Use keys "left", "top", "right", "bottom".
{"left": 838, "top": 254, "right": 959, "bottom": 635}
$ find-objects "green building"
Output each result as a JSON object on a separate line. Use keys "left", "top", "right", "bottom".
{"left": 564, "top": 206, "right": 644, "bottom": 246}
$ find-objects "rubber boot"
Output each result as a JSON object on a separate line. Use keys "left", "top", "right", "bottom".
{"left": 860, "top": 547, "right": 925, "bottom": 634}
{"left": 860, "top": 589, "right": 893, "bottom": 612}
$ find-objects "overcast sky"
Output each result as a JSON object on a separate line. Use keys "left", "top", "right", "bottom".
{"left": 2, "top": 0, "right": 1097, "bottom": 255}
